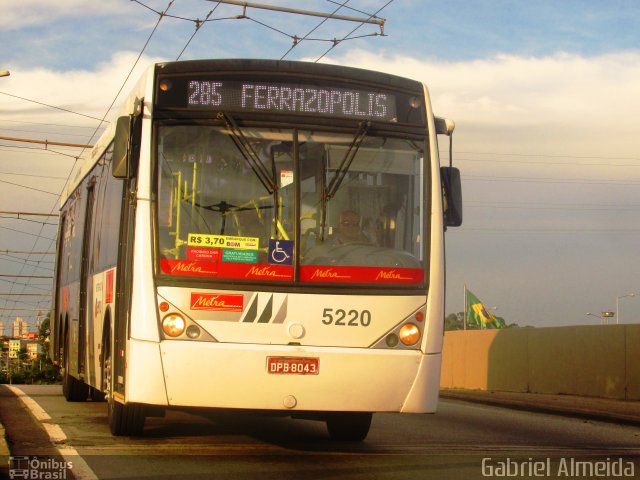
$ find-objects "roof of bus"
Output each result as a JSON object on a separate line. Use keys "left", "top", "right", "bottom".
{"left": 155, "top": 58, "right": 424, "bottom": 91}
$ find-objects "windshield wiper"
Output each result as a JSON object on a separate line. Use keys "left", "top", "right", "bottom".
{"left": 325, "top": 120, "right": 370, "bottom": 199}
{"left": 217, "top": 112, "right": 277, "bottom": 194}
{"left": 319, "top": 121, "right": 370, "bottom": 240}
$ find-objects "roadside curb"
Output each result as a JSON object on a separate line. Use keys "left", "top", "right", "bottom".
{"left": 0, "top": 423, "right": 9, "bottom": 457}
{"left": 0, "top": 385, "right": 12, "bottom": 458}
{"left": 440, "top": 389, "right": 640, "bottom": 427}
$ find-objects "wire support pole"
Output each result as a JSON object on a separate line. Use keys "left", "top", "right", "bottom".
{"left": 209, "top": 0, "right": 385, "bottom": 28}
{"left": 0, "top": 293, "right": 52, "bottom": 296}
{"left": 0, "top": 275, "right": 53, "bottom": 279}
{"left": 0, "top": 307, "right": 47, "bottom": 311}
{"left": 0, "top": 211, "right": 60, "bottom": 218}
{"left": 0, "top": 135, "right": 93, "bottom": 149}
{"left": 0, "top": 250, "right": 55, "bottom": 255}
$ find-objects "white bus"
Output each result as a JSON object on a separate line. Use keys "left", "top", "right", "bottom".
{"left": 51, "top": 59, "right": 462, "bottom": 441}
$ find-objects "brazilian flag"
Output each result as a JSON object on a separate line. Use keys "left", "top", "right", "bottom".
{"left": 466, "top": 289, "right": 505, "bottom": 329}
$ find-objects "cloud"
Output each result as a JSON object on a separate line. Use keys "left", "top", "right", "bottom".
{"left": 323, "top": 49, "right": 640, "bottom": 157}
{"left": 2, "top": 51, "right": 164, "bottom": 123}
{"left": 0, "top": 0, "right": 131, "bottom": 29}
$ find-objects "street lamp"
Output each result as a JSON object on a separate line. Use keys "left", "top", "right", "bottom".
{"left": 0, "top": 70, "right": 10, "bottom": 77}
{"left": 616, "top": 293, "right": 635, "bottom": 325}
{"left": 586, "top": 312, "right": 601, "bottom": 323}
{"left": 586, "top": 311, "right": 615, "bottom": 325}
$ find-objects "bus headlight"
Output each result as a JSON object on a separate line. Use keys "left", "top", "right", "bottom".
{"left": 398, "top": 323, "right": 421, "bottom": 346}
{"left": 162, "top": 313, "right": 186, "bottom": 337}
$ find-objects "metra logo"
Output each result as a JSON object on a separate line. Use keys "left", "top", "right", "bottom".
{"left": 190, "top": 293, "right": 244, "bottom": 312}
{"left": 375, "top": 269, "right": 413, "bottom": 281}
{"left": 170, "top": 261, "right": 217, "bottom": 275}
{"left": 245, "top": 266, "right": 290, "bottom": 279}
{"left": 310, "top": 268, "right": 351, "bottom": 280}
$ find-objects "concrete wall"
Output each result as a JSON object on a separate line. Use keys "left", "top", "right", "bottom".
{"left": 440, "top": 325, "right": 640, "bottom": 400}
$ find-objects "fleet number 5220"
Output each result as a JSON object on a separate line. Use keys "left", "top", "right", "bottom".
{"left": 322, "top": 308, "right": 371, "bottom": 327}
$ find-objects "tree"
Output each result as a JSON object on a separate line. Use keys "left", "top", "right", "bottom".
{"left": 0, "top": 312, "right": 61, "bottom": 384}
{"left": 444, "top": 312, "right": 465, "bottom": 331}
{"left": 35, "top": 312, "right": 61, "bottom": 383}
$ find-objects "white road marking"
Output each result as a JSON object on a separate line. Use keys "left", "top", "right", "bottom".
{"left": 7, "top": 385, "right": 99, "bottom": 480}
{"left": 6, "top": 385, "right": 51, "bottom": 420}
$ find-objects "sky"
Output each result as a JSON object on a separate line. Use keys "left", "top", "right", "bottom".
{"left": 1, "top": 0, "right": 639, "bottom": 332}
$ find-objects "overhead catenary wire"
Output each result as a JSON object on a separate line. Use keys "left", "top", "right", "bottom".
{"left": 0, "top": 277, "right": 52, "bottom": 288}
{"left": 0, "top": 256, "right": 54, "bottom": 271}
{"left": 0, "top": 126, "right": 99, "bottom": 140}
{"left": 281, "top": 0, "right": 351, "bottom": 60}
{"left": 0, "top": 0, "right": 176, "bottom": 322}
{"left": 134, "top": 0, "right": 384, "bottom": 55}
{"left": 0, "top": 171, "right": 69, "bottom": 180}
{"left": 0, "top": 225, "right": 56, "bottom": 241}
{"left": 79, "top": 0, "right": 176, "bottom": 160}
{"left": 0, "top": 179, "right": 60, "bottom": 196}
{"left": 0, "top": 118, "right": 103, "bottom": 130}
{"left": 315, "top": 0, "right": 392, "bottom": 62}
{"left": 176, "top": 3, "right": 221, "bottom": 60}
{"left": 0, "top": 91, "right": 108, "bottom": 123}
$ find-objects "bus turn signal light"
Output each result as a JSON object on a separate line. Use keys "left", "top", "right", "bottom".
{"left": 399, "top": 323, "right": 420, "bottom": 346}
{"left": 162, "top": 313, "right": 186, "bottom": 337}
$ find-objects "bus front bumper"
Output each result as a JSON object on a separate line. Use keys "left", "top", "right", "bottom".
{"left": 127, "top": 339, "right": 441, "bottom": 414}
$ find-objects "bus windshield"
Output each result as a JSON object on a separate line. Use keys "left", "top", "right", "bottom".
{"left": 156, "top": 124, "right": 427, "bottom": 284}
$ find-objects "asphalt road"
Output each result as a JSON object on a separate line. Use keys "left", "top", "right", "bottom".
{"left": 1, "top": 385, "right": 639, "bottom": 479}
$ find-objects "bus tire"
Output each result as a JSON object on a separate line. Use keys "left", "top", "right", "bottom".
{"left": 103, "top": 345, "right": 145, "bottom": 436}
{"left": 89, "top": 387, "right": 106, "bottom": 402}
{"left": 326, "top": 412, "right": 372, "bottom": 441}
{"left": 62, "top": 332, "right": 89, "bottom": 402}
{"left": 109, "top": 400, "right": 146, "bottom": 436}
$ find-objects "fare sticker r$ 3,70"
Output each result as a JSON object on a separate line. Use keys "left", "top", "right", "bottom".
{"left": 187, "top": 233, "right": 259, "bottom": 250}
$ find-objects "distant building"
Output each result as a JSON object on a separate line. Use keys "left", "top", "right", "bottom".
{"left": 9, "top": 339, "right": 21, "bottom": 359}
{"left": 25, "top": 341, "right": 42, "bottom": 360}
{"left": 13, "top": 317, "right": 27, "bottom": 338}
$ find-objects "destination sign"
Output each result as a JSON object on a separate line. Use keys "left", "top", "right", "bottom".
{"left": 156, "top": 77, "right": 401, "bottom": 122}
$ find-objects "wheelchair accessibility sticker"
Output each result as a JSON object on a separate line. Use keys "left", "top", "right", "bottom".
{"left": 268, "top": 240, "right": 293, "bottom": 265}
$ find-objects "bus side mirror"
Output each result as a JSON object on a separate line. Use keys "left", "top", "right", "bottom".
{"left": 440, "top": 166, "right": 463, "bottom": 227}
{"left": 112, "top": 116, "right": 131, "bottom": 179}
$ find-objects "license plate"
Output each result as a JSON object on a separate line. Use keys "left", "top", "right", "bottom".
{"left": 267, "top": 357, "right": 319, "bottom": 375}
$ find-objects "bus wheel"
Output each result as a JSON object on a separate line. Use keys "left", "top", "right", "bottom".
{"left": 326, "top": 412, "right": 372, "bottom": 441}
{"left": 61, "top": 333, "right": 89, "bottom": 402}
{"left": 89, "top": 387, "right": 106, "bottom": 402}
{"left": 103, "top": 347, "right": 145, "bottom": 436}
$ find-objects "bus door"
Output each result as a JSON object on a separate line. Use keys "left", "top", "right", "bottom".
{"left": 78, "top": 179, "right": 96, "bottom": 377}
{"left": 52, "top": 213, "right": 66, "bottom": 362}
